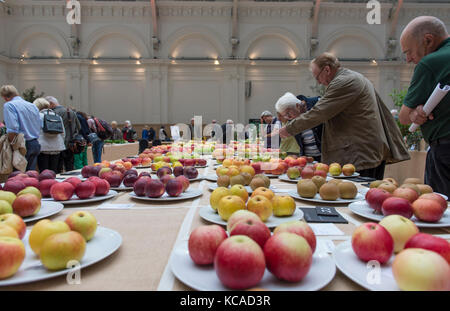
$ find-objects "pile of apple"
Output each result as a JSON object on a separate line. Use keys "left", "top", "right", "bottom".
{"left": 351, "top": 218, "right": 449, "bottom": 290}
{"left": 365, "top": 177, "right": 447, "bottom": 222}
{"left": 297, "top": 178, "right": 358, "bottom": 200}
{"left": 156, "top": 166, "right": 199, "bottom": 181}
{"left": 0, "top": 211, "right": 98, "bottom": 280}
{"left": 188, "top": 210, "right": 317, "bottom": 289}
{"left": 132, "top": 174, "right": 190, "bottom": 198}
{"left": 82, "top": 164, "right": 142, "bottom": 188}
{"left": 210, "top": 185, "right": 296, "bottom": 222}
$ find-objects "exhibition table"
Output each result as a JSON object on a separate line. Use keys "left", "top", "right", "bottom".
{"left": 3, "top": 158, "right": 449, "bottom": 291}
{"left": 86, "top": 142, "right": 139, "bottom": 165}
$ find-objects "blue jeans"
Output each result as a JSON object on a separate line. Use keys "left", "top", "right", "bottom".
{"left": 92, "top": 140, "right": 104, "bottom": 164}
{"left": 25, "top": 139, "right": 41, "bottom": 171}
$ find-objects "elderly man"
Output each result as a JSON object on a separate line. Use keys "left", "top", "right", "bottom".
{"left": 274, "top": 93, "right": 321, "bottom": 161}
{"left": 398, "top": 16, "right": 450, "bottom": 196}
{"left": 277, "top": 53, "right": 409, "bottom": 179}
{"left": 260, "top": 111, "right": 281, "bottom": 149}
{"left": 110, "top": 121, "right": 122, "bottom": 140}
{"left": 1, "top": 85, "right": 41, "bottom": 171}
{"left": 46, "top": 95, "right": 81, "bottom": 172}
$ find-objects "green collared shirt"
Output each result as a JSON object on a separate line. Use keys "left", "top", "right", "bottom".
{"left": 403, "top": 37, "right": 450, "bottom": 143}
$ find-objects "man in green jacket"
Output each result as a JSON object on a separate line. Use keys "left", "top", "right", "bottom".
{"left": 277, "top": 53, "right": 410, "bottom": 180}
{"left": 399, "top": 16, "right": 450, "bottom": 197}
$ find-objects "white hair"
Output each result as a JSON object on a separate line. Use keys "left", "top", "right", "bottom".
{"left": 226, "top": 119, "right": 234, "bottom": 124}
{"left": 125, "top": 120, "right": 131, "bottom": 126}
{"left": 275, "top": 92, "right": 301, "bottom": 113}
{"left": 45, "top": 96, "right": 59, "bottom": 106}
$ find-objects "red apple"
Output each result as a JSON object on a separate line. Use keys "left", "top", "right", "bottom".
{"left": 80, "top": 166, "right": 91, "bottom": 178}
{"left": 91, "top": 178, "right": 110, "bottom": 196}
{"left": 3, "top": 180, "right": 26, "bottom": 194}
{"left": 0, "top": 214, "right": 26, "bottom": 239}
{"left": 124, "top": 169, "right": 138, "bottom": 177}
{"left": 156, "top": 167, "right": 172, "bottom": 178}
{"left": 273, "top": 220, "right": 317, "bottom": 253}
{"left": 365, "top": 188, "right": 392, "bottom": 213}
{"left": 173, "top": 166, "right": 184, "bottom": 177}
{"left": 214, "top": 235, "right": 266, "bottom": 289}
{"left": 123, "top": 174, "right": 139, "bottom": 187}
{"left": 412, "top": 199, "right": 445, "bottom": 223}
{"left": 133, "top": 177, "right": 151, "bottom": 196}
{"left": 165, "top": 179, "right": 183, "bottom": 197}
{"left": 263, "top": 232, "right": 313, "bottom": 282}
{"left": 381, "top": 197, "right": 413, "bottom": 219}
{"left": 0, "top": 236, "right": 26, "bottom": 279}
{"left": 300, "top": 167, "right": 314, "bottom": 179}
{"left": 251, "top": 162, "right": 263, "bottom": 175}
{"left": 351, "top": 222, "right": 393, "bottom": 264}
{"left": 229, "top": 219, "right": 271, "bottom": 249}
{"left": 38, "top": 169, "right": 56, "bottom": 181}
{"left": 418, "top": 193, "right": 448, "bottom": 212}
{"left": 404, "top": 233, "right": 450, "bottom": 264}
{"left": 74, "top": 181, "right": 96, "bottom": 200}
{"left": 12, "top": 193, "right": 41, "bottom": 217}
{"left": 175, "top": 175, "right": 190, "bottom": 192}
{"left": 183, "top": 166, "right": 198, "bottom": 179}
{"left": 104, "top": 173, "right": 122, "bottom": 188}
{"left": 159, "top": 174, "right": 174, "bottom": 186}
{"left": 138, "top": 172, "right": 152, "bottom": 178}
{"left": 145, "top": 179, "right": 165, "bottom": 198}
{"left": 65, "top": 177, "right": 82, "bottom": 189}
{"left": 392, "top": 187, "right": 419, "bottom": 204}
{"left": 38, "top": 179, "right": 58, "bottom": 198}
{"left": 188, "top": 225, "right": 228, "bottom": 265}
{"left": 313, "top": 169, "right": 327, "bottom": 178}
{"left": 98, "top": 167, "right": 112, "bottom": 179}
{"left": 50, "top": 182, "right": 75, "bottom": 201}
{"left": 21, "top": 177, "right": 39, "bottom": 189}
{"left": 184, "top": 159, "right": 195, "bottom": 167}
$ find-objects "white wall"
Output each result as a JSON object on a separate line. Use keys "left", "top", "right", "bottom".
{"left": 0, "top": 1, "right": 448, "bottom": 125}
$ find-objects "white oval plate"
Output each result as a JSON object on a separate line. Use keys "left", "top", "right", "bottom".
{"left": 128, "top": 188, "right": 203, "bottom": 202}
{"left": 110, "top": 184, "right": 134, "bottom": 191}
{"left": 170, "top": 240, "right": 335, "bottom": 291}
{"left": 327, "top": 172, "right": 360, "bottom": 179}
{"left": 288, "top": 190, "right": 364, "bottom": 204}
{"left": 204, "top": 175, "right": 219, "bottom": 182}
{"left": 278, "top": 174, "right": 332, "bottom": 183}
{"left": 23, "top": 201, "right": 64, "bottom": 223}
{"left": 348, "top": 200, "right": 450, "bottom": 228}
{"left": 41, "top": 190, "right": 118, "bottom": 205}
{"left": 207, "top": 184, "right": 276, "bottom": 194}
{"left": 198, "top": 206, "right": 304, "bottom": 229}
{"left": 0, "top": 226, "right": 122, "bottom": 287}
{"left": 332, "top": 240, "right": 398, "bottom": 291}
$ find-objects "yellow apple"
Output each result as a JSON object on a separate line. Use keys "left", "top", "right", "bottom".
{"left": 216, "top": 166, "right": 229, "bottom": 177}
{"left": 29, "top": 219, "right": 71, "bottom": 256}
{"left": 0, "top": 191, "right": 16, "bottom": 206}
{"left": 0, "top": 223, "right": 19, "bottom": 238}
{"left": 251, "top": 187, "right": 275, "bottom": 201}
{"left": 328, "top": 164, "right": 342, "bottom": 176}
{"left": 0, "top": 236, "right": 25, "bottom": 279}
{"left": 239, "top": 165, "right": 256, "bottom": 178}
{"left": 379, "top": 215, "right": 419, "bottom": 253}
{"left": 230, "top": 184, "right": 249, "bottom": 203}
{"left": 217, "top": 195, "right": 246, "bottom": 221}
{"left": 39, "top": 231, "right": 86, "bottom": 271}
{"left": 272, "top": 195, "right": 296, "bottom": 217}
{"left": 247, "top": 195, "right": 273, "bottom": 222}
{"left": 17, "top": 186, "right": 42, "bottom": 200}
{"left": 0, "top": 214, "right": 26, "bottom": 240}
{"left": 210, "top": 187, "right": 232, "bottom": 212}
{"left": 65, "top": 211, "right": 98, "bottom": 241}
{"left": 0, "top": 200, "right": 13, "bottom": 215}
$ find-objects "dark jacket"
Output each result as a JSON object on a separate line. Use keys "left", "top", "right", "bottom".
{"left": 53, "top": 106, "right": 80, "bottom": 148}
{"left": 76, "top": 112, "right": 90, "bottom": 141}
{"left": 295, "top": 95, "right": 322, "bottom": 155}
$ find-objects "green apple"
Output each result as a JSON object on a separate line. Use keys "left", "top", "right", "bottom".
{"left": 0, "top": 191, "right": 16, "bottom": 206}
{"left": 40, "top": 231, "right": 86, "bottom": 271}
{"left": 17, "top": 186, "right": 42, "bottom": 200}
{"left": 65, "top": 211, "right": 98, "bottom": 241}
{"left": 0, "top": 200, "right": 13, "bottom": 215}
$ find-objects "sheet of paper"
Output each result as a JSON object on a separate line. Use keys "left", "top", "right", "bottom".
{"left": 309, "top": 223, "right": 344, "bottom": 236}
{"left": 316, "top": 239, "right": 336, "bottom": 254}
{"left": 97, "top": 203, "right": 134, "bottom": 210}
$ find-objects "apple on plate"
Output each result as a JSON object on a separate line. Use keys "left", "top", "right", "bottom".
{"left": 226, "top": 210, "right": 262, "bottom": 232}
{"left": 263, "top": 232, "right": 313, "bottom": 282}
{"left": 38, "top": 179, "right": 59, "bottom": 198}
{"left": 12, "top": 193, "right": 41, "bottom": 217}
{"left": 230, "top": 184, "right": 248, "bottom": 203}
{"left": 145, "top": 179, "right": 165, "bottom": 198}
{"left": 379, "top": 215, "right": 419, "bottom": 253}
{"left": 273, "top": 220, "right": 316, "bottom": 253}
{"left": 17, "top": 186, "right": 42, "bottom": 200}
{"left": 29, "top": 219, "right": 71, "bottom": 256}
{"left": 217, "top": 195, "right": 246, "bottom": 221}
{"left": 412, "top": 198, "right": 445, "bottom": 222}
{"left": 381, "top": 197, "right": 413, "bottom": 219}
{"left": 365, "top": 188, "right": 392, "bottom": 213}
{"left": 210, "top": 187, "right": 232, "bottom": 212}
{"left": 246, "top": 195, "right": 273, "bottom": 222}
{"left": 0, "top": 237, "right": 26, "bottom": 279}
{"left": 3, "top": 179, "right": 26, "bottom": 194}
{"left": 91, "top": 178, "right": 110, "bottom": 196}
{"left": 133, "top": 177, "right": 151, "bottom": 197}
{"left": 0, "top": 214, "right": 26, "bottom": 239}
{"left": 271, "top": 195, "right": 296, "bottom": 217}
{"left": 165, "top": 179, "right": 183, "bottom": 197}
{"left": 188, "top": 225, "right": 228, "bottom": 265}
{"left": 50, "top": 182, "right": 75, "bottom": 201}
{"left": 65, "top": 211, "right": 98, "bottom": 241}
{"left": 74, "top": 181, "right": 96, "bottom": 200}
{"left": 417, "top": 193, "right": 447, "bottom": 213}
{"left": 39, "top": 231, "right": 86, "bottom": 271}
{"left": 392, "top": 248, "right": 450, "bottom": 291}
{"left": 0, "top": 224, "right": 19, "bottom": 238}
{"left": 214, "top": 235, "right": 266, "bottom": 289}
{"left": 229, "top": 218, "right": 271, "bottom": 249}
{"left": 404, "top": 233, "right": 450, "bottom": 264}
{"left": 351, "top": 222, "right": 393, "bottom": 264}
{"left": 392, "top": 186, "right": 419, "bottom": 204}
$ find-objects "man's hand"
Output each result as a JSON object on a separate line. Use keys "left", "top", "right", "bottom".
{"left": 409, "top": 105, "right": 434, "bottom": 125}
{"left": 279, "top": 127, "right": 291, "bottom": 138}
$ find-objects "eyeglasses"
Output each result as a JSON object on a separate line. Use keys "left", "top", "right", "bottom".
{"left": 314, "top": 66, "right": 325, "bottom": 82}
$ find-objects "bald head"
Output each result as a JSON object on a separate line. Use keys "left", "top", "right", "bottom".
{"left": 400, "top": 16, "right": 449, "bottom": 64}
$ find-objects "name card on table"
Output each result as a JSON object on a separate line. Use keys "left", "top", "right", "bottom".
{"left": 97, "top": 203, "right": 135, "bottom": 210}
{"left": 309, "top": 223, "right": 345, "bottom": 236}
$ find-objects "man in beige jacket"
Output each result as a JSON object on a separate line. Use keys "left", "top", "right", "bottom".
{"left": 277, "top": 53, "right": 410, "bottom": 179}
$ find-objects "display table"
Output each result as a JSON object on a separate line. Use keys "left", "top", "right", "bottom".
{"left": 384, "top": 150, "right": 427, "bottom": 184}
{"left": 4, "top": 158, "right": 449, "bottom": 291}
{"left": 86, "top": 142, "right": 139, "bottom": 165}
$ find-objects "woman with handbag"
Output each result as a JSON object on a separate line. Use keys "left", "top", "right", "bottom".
{"left": 34, "top": 98, "right": 65, "bottom": 173}
{"left": 87, "top": 116, "right": 104, "bottom": 164}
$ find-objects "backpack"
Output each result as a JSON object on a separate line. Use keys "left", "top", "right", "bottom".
{"left": 43, "top": 109, "right": 64, "bottom": 134}
{"left": 94, "top": 118, "right": 113, "bottom": 140}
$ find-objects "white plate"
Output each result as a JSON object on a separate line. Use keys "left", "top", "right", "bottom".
{"left": 0, "top": 226, "right": 122, "bottom": 287}
{"left": 288, "top": 190, "right": 364, "bottom": 204}
{"left": 128, "top": 188, "right": 203, "bottom": 202}
{"left": 110, "top": 184, "right": 134, "bottom": 191}
{"left": 207, "top": 184, "right": 276, "bottom": 194}
{"left": 41, "top": 190, "right": 118, "bottom": 205}
{"left": 278, "top": 174, "right": 332, "bottom": 183}
{"left": 170, "top": 241, "right": 335, "bottom": 291}
{"left": 204, "top": 174, "right": 219, "bottom": 182}
{"left": 199, "top": 206, "right": 304, "bottom": 229}
{"left": 23, "top": 201, "right": 64, "bottom": 223}
{"left": 348, "top": 200, "right": 450, "bottom": 228}
{"left": 327, "top": 172, "right": 360, "bottom": 179}
{"left": 332, "top": 240, "right": 398, "bottom": 291}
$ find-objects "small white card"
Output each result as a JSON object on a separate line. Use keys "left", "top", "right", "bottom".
{"left": 97, "top": 203, "right": 134, "bottom": 210}
{"left": 316, "top": 239, "right": 336, "bottom": 254}
{"left": 309, "top": 223, "right": 344, "bottom": 236}
{"left": 273, "top": 188, "right": 291, "bottom": 193}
